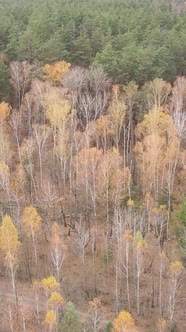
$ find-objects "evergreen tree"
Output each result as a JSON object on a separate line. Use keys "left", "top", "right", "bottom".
{"left": 175, "top": 198, "right": 186, "bottom": 256}
{"left": 60, "top": 301, "right": 81, "bottom": 332}
{"left": 0, "top": 60, "right": 9, "bottom": 101}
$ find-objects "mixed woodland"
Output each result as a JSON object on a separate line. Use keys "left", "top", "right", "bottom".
{"left": 0, "top": 0, "right": 186, "bottom": 331}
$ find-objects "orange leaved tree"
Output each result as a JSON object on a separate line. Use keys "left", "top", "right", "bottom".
{"left": 113, "top": 310, "right": 136, "bottom": 332}
{"left": 43, "top": 61, "right": 71, "bottom": 83}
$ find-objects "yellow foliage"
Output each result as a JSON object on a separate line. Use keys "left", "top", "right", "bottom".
{"left": 45, "top": 93, "right": 71, "bottom": 128}
{"left": 113, "top": 310, "right": 135, "bottom": 332}
{"left": 43, "top": 61, "right": 71, "bottom": 82}
{"left": 0, "top": 161, "right": 9, "bottom": 174}
{"left": 95, "top": 115, "right": 114, "bottom": 138}
{"left": 22, "top": 206, "right": 41, "bottom": 236}
{"left": 152, "top": 207, "right": 159, "bottom": 214}
{"left": 96, "top": 149, "right": 131, "bottom": 203}
{"left": 55, "top": 129, "right": 70, "bottom": 158}
{"left": 108, "top": 85, "right": 126, "bottom": 120}
{"left": 144, "top": 78, "right": 171, "bottom": 108}
{"left": 0, "top": 102, "right": 11, "bottom": 122}
{"left": 44, "top": 310, "right": 56, "bottom": 327}
{"left": 0, "top": 215, "right": 20, "bottom": 258}
{"left": 170, "top": 260, "right": 183, "bottom": 274}
{"left": 157, "top": 317, "right": 167, "bottom": 332}
{"left": 127, "top": 199, "right": 134, "bottom": 207}
{"left": 32, "top": 280, "right": 40, "bottom": 290}
{"left": 134, "top": 107, "right": 179, "bottom": 198}
{"left": 159, "top": 204, "right": 166, "bottom": 210}
{"left": 41, "top": 275, "right": 59, "bottom": 292}
{"left": 108, "top": 85, "right": 126, "bottom": 142}
{"left": 135, "top": 106, "right": 174, "bottom": 138}
{"left": 47, "top": 291, "right": 64, "bottom": 308}
{"left": 134, "top": 231, "right": 147, "bottom": 250}
{"left": 0, "top": 162, "right": 9, "bottom": 187}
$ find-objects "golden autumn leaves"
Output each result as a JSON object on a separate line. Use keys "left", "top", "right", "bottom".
{"left": 0, "top": 101, "right": 11, "bottom": 122}
{"left": 41, "top": 276, "right": 64, "bottom": 330}
{"left": 43, "top": 61, "right": 71, "bottom": 83}
{"left": 0, "top": 215, "right": 20, "bottom": 267}
{"left": 134, "top": 106, "right": 179, "bottom": 201}
{"left": 113, "top": 310, "right": 136, "bottom": 332}
{"left": 0, "top": 212, "right": 65, "bottom": 330}
{"left": 0, "top": 213, "right": 183, "bottom": 331}
{"left": 0, "top": 61, "right": 185, "bottom": 331}
{"left": 32, "top": 275, "right": 64, "bottom": 330}
{"left": 0, "top": 207, "right": 41, "bottom": 299}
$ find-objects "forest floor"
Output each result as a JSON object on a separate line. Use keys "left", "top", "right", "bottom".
{"left": 0, "top": 224, "right": 185, "bottom": 331}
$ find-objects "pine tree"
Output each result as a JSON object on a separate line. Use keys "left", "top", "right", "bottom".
{"left": 60, "top": 301, "right": 81, "bottom": 332}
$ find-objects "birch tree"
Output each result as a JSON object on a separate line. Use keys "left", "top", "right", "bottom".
{"left": 123, "top": 81, "right": 138, "bottom": 171}
{"left": 32, "top": 124, "right": 51, "bottom": 187}
{"left": 122, "top": 229, "right": 133, "bottom": 311}
{"left": 0, "top": 215, "right": 20, "bottom": 303}
{"left": 47, "top": 291, "right": 64, "bottom": 329}
{"left": 22, "top": 206, "right": 41, "bottom": 277}
{"left": 10, "top": 61, "right": 32, "bottom": 109}
{"left": 0, "top": 161, "right": 11, "bottom": 212}
{"left": 45, "top": 91, "right": 71, "bottom": 196}
{"left": 134, "top": 106, "right": 179, "bottom": 208}
{"left": 88, "top": 298, "right": 102, "bottom": 332}
{"left": 0, "top": 102, "right": 11, "bottom": 165}
{"left": 50, "top": 222, "right": 66, "bottom": 283}
{"left": 168, "top": 260, "right": 183, "bottom": 328}
{"left": 73, "top": 220, "right": 90, "bottom": 290}
{"left": 133, "top": 231, "right": 147, "bottom": 315}
{"left": 171, "top": 76, "right": 186, "bottom": 142}
{"left": 20, "top": 137, "right": 36, "bottom": 202}
{"left": 108, "top": 85, "right": 126, "bottom": 150}
{"left": 143, "top": 78, "right": 171, "bottom": 110}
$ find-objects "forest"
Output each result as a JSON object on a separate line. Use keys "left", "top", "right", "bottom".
{"left": 1, "top": 0, "right": 186, "bottom": 95}
{"left": 0, "top": 0, "right": 186, "bottom": 332}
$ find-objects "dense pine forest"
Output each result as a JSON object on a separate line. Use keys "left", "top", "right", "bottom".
{"left": 0, "top": 0, "right": 186, "bottom": 331}
{"left": 1, "top": 0, "right": 186, "bottom": 95}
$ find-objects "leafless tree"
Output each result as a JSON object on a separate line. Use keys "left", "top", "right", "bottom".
{"left": 50, "top": 222, "right": 66, "bottom": 283}
{"left": 63, "top": 66, "right": 111, "bottom": 128}
{"left": 32, "top": 124, "right": 51, "bottom": 187}
{"left": 171, "top": 76, "right": 186, "bottom": 142}
{"left": 72, "top": 219, "right": 90, "bottom": 290}
{"left": 10, "top": 61, "right": 32, "bottom": 109}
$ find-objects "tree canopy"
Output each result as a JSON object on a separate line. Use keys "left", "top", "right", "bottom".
{"left": 0, "top": 0, "right": 185, "bottom": 86}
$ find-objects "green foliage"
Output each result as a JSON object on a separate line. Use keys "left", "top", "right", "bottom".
{"left": 158, "top": 187, "right": 175, "bottom": 208}
{"left": 60, "top": 301, "right": 81, "bottom": 332}
{"left": 105, "top": 321, "right": 113, "bottom": 332}
{"left": 170, "top": 321, "right": 178, "bottom": 332}
{"left": 175, "top": 197, "right": 186, "bottom": 256}
{"left": 102, "top": 243, "right": 113, "bottom": 267}
{"left": 0, "top": 61, "right": 9, "bottom": 101}
{"left": 0, "top": 0, "right": 185, "bottom": 84}
{"left": 146, "top": 327, "right": 158, "bottom": 332}
{"left": 176, "top": 198, "right": 186, "bottom": 227}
